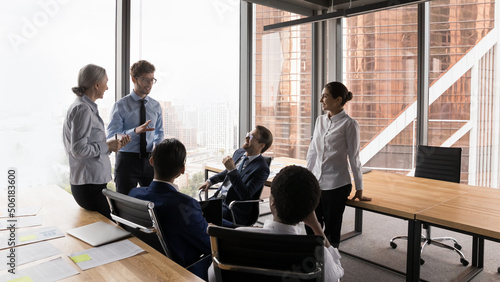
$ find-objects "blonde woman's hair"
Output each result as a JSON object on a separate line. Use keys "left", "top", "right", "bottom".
{"left": 72, "top": 64, "right": 107, "bottom": 96}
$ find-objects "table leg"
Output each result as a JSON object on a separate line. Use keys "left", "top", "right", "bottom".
{"left": 477, "top": 237, "right": 484, "bottom": 268}
{"left": 454, "top": 235, "right": 483, "bottom": 281}
{"left": 471, "top": 236, "right": 478, "bottom": 266}
{"left": 406, "top": 219, "right": 421, "bottom": 282}
{"left": 341, "top": 207, "right": 363, "bottom": 241}
{"left": 355, "top": 208, "right": 363, "bottom": 233}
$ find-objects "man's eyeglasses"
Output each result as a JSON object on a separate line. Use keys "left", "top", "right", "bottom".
{"left": 246, "top": 132, "right": 262, "bottom": 142}
{"left": 136, "top": 76, "right": 157, "bottom": 84}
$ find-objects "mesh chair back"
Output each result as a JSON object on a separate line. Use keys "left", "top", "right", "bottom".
{"left": 208, "top": 225, "right": 324, "bottom": 281}
{"left": 102, "top": 189, "right": 171, "bottom": 258}
{"left": 414, "top": 145, "right": 462, "bottom": 183}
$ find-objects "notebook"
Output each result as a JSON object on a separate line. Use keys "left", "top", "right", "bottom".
{"left": 67, "top": 221, "right": 131, "bottom": 247}
{"left": 199, "top": 198, "right": 223, "bottom": 226}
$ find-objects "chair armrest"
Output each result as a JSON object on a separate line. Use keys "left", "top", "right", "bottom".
{"left": 228, "top": 199, "right": 264, "bottom": 225}
{"left": 198, "top": 186, "right": 220, "bottom": 201}
{"left": 228, "top": 199, "right": 264, "bottom": 210}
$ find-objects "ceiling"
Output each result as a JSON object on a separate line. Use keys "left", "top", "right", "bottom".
{"left": 244, "top": 0, "right": 427, "bottom": 29}
{"left": 244, "top": 0, "right": 427, "bottom": 16}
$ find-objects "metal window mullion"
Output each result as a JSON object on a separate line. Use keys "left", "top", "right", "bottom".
{"left": 416, "top": 2, "right": 430, "bottom": 147}
{"left": 311, "top": 12, "right": 327, "bottom": 135}
{"left": 240, "top": 2, "right": 253, "bottom": 140}
{"left": 115, "top": 0, "right": 131, "bottom": 100}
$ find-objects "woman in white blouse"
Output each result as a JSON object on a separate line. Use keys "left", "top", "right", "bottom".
{"left": 306, "top": 81, "right": 371, "bottom": 248}
{"left": 63, "top": 64, "right": 130, "bottom": 218}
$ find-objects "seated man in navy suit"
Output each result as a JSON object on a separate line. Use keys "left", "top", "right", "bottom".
{"left": 199, "top": 125, "right": 273, "bottom": 227}
{"left": 129, "top": 138, "right": 211, "bottom": 280}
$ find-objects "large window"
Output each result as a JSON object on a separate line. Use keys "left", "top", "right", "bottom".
{"left": 343, "top": 6, "right": 419, "bottom": 174}
{"left": 428, "top": 0, "right": 497, "bottom": 187}
{"left": 0, "top": 1, "right": 115, "bottom": 189}
{"left": 343, "top": 0, "right": 500, "bottom": 188}
{"left": 130, "top": 0, "right": 240, "bottom": 197}
{"left": 253, "top": 5, "right": 313, "bottom": 159}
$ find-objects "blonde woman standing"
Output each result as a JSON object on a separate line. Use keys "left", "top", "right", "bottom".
{"left": 63, "top": 64, "right": 130, "bottom": 218}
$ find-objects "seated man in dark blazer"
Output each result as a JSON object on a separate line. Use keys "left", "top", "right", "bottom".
{"left": 199, "top": 125, "right": 273, "bottom": 227}
{"left": 129, "top": 138, "right": 210, "bottom": 280}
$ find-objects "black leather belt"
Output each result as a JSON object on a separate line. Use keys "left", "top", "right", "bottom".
{"left": 118, "top": 152, "right": 151, "bottom": 159}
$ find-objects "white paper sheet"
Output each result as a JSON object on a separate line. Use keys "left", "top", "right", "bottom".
{"left": 0, "top": 257, "right": 79, "bottom": 282}
{"left": 0, "top": 226, "right": 65, "bottom": 250}
{"left": 68, "top": 239, "right": 144, "bottom": 270}
{"left": 0, "top": 216, "right": 43, "bottom": 230}
{"left": 0, "top": 241, "right": 61, "bottom": 271}
{"left": 0, "top": 206, "right": 42, "bottom": 218}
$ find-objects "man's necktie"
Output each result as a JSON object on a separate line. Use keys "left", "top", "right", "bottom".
{"left": 140, "top": 99, "right": 147, "bottom": 155}
{"left": 238, "top": 156, "right": 249, "bottom": 173}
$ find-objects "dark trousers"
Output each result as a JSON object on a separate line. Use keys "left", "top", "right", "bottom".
{"left": 306, "top": 184, "right": 352, "bottom": 248}
{"left": 71, "top": 184, "right": 111, "bottom": 219}
{"left": 115, "top": 153, "right": 154, "bottom": 195}
{"left": 222, "top": 204, "right": 235, "bottom": 228}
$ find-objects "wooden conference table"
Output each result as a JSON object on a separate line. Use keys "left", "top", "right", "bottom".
{"left": 1, "top": 185, "right": 202, "bottom": 281}
{"left": 205, "top": 157, "right": 500, "bottom": 282}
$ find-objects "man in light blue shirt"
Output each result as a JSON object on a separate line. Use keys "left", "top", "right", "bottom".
{"left": 107, "top": 60, "right": 164, "bottom": 194}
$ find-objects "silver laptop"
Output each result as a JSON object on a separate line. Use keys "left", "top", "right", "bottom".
{"left": 67, "top": 221, "right": 131, "bottom": 247}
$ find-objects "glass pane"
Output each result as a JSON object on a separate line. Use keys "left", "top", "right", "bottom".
{"left": 343, "top": 6, "right": 419, "bottom": 174}
{"left": 130, "top": 1, "right": 240, "bottom": 197}
{"left": 429, "top": 0, "right": 494, "bottom": 83}
{"left": 429, "top": 0, "right": 497, "bottom": 187}
{"left": 0, "top": 1, "right": 115, "bottom": 188}
{"left": 253, "top": 5, "right": 312, "bottom": 159}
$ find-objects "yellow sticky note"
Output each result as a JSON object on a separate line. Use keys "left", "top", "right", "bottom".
{"left": 8, "top": 276, "right": 34, "bottom": 282}
{"left": 19, "top": 234, "right": 37, "bottom": 242}
{"left": 70, "top": 253, "right": 92, "bottom": 263}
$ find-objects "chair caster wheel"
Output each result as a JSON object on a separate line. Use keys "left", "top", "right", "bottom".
{"left": 460, "top": 258, "right": 469, "bottom": 266}
{"left": 497, "top": 266, "right": 500, "bottom": 274}
{"left": 420, "top": 259, "right": 425, "bottom": 265}
{"left": 454, "top": 243, "right": 462, "bottom": 250}
{"left": 390, "top": 242, "right": 397, "bottom": 249}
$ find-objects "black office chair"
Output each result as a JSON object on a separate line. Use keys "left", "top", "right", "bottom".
{"left": 102, "top": 189, "right": 209, "bottom": 270}
{"left": 389, "top": 145, "right": 468, "bottom": 266}
{"left": 207, "top": 225, "right": 325, "bottom": 281}
{"left": 199, "top": 155, "right": 272, "bottom": 226}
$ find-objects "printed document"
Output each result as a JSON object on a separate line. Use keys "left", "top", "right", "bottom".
{"left": 0, "top": 226, "right": 64, "bottom": 250}
{"left": 0, "top": 241, "right": 61, "bottom": 271}
{"left": 0, "top": 216, "right": 43, "bottom": 230}
{"left": 0, "top": 257, "right": 79, "bottom": 282}
{"left": 0, "top": 206, "right": 42, "bottom": 218}
{"left": 68, "top": 239, "right": 144, "bottom": 270}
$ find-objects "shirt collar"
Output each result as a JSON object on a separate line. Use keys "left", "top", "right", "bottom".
{"left": 262, "top": 219, "right": 303, "bottom": 235}
{"left": 328, "top": 109, "right": 346, "bottom": 122}
{"left": 131, "top": 90, "right": 149, "bottom": 103}
{"left": 244, "top": 153, "right": 260, "bottom": 163}
{"left": 153, "top": 179, "right": 179, "bottom": 191}
{"left": 81, "top": 95, "right": 98, "bottom": 113}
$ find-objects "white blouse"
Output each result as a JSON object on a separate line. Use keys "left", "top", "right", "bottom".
{"left": 63, "top": 95, "right": 111, "bottom": 185}
{"left": 306, "top": 110, "right": 363, "bottom": 191}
